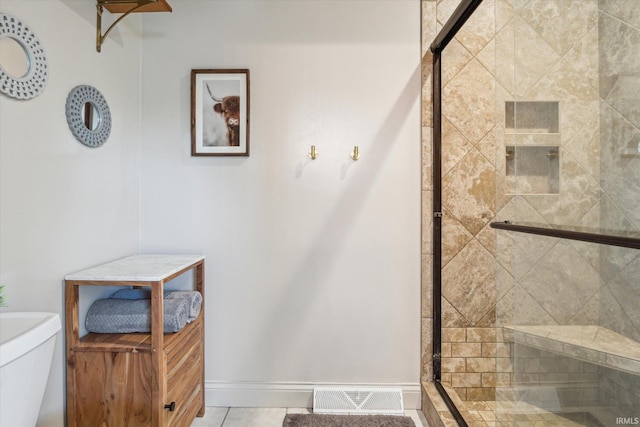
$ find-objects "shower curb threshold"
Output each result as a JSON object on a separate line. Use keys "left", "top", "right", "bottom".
{"left": 422, "top": 382, "right": 471, "bottom": 427}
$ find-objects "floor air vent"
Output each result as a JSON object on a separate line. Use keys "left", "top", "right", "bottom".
{"left": 313, "top": 387, "right": 404, "bottom": 415}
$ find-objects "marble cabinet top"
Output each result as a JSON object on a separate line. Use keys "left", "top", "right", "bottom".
{"left": 65, "top": 254, "right": 204, "bottom": 282}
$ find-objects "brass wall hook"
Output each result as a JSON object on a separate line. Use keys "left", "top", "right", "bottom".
{"left": 309, "top": 145, "right": 318, "bottom": 160}
{"left": 351, "top": 146, "right": 360, "bottom": 161}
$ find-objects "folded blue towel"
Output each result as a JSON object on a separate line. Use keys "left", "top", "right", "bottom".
{"left": 165, "top": 291, "right": 202, "bottom": 322}
{"left": 110, "top": 288, "right": 202, "bottom": 322}
{"left": 111, "top": 288, "right": 202, "bottom": 322}
{"left": 110, "top": 288, "right": 151, "bottom": 300}
{"left": 85, "top": 297, "right": 189, "bottom": 333}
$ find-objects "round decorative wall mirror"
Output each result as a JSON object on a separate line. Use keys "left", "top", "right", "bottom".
{"left": 65, "top": 85, "right": 112, "bottom": 148}
{"left": 0, "top": 13, "right": 48, "bottom": 100}
{"left": 82, "top": 102, "right": 101, "bottom": 131}
{"left": 0, "top": 37, "right": 30, "bottom": 78}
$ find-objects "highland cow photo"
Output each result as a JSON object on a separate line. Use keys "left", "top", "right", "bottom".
{"left": 191, "top": 69, "right": 249, "bottom": 156}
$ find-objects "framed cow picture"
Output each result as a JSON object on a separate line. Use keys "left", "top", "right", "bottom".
{"left": 191, "top": 69, "right": 250, "bottom": 156}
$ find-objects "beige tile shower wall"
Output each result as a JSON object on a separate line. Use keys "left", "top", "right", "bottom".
{"left": 437, "top": 0, "right": 505, "bottom": 402}
{"left": 598, "top": 0, "right": 640, "bottom": 345}
{"left": 497, "top": 0, "right": 603, "bottom": 403}
{"left": 496, "top": 0, "right": 602, "bottom": 332}
{"left": 441, "top": 327, "right": 513, "bottom": 402}
{"left": 425, "top": 0, "right": 604, "bottom": 403}
{"left": 597, "top": 0, "right": 640, "bottom": 408}
{"left": 494, "top": 349, "right": 600, "bottom": 411}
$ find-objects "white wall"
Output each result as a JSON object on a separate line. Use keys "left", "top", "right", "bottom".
{"left": 140, "top": 0, "right": 422, "bottom": 407}
{"left": 0, "top": 1, "right": 142, "bottom": 425}
{"left": 0, "top": 1, "right": 421, "bottom": 424}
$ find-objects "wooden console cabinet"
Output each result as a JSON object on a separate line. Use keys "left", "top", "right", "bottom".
{"left": 65, "top": 255, "right": 205, "bottom": 427}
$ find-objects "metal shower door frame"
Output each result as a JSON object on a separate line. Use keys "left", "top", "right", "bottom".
{"left": 429, "top": 1, "right": 484, "bottom": 426}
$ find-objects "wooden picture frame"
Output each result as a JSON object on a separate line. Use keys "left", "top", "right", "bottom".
{"left": 191, "top": 69, "right": 250, "bottom": 156}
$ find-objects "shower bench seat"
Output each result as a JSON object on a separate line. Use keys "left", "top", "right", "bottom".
{"left": 503, "top": 325, "right": 640, "bottom": 375}
{"left": 65, "top": 254, "right": 205, "bottom": 427}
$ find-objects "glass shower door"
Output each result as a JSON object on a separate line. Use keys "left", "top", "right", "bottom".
{"left": 494, "top": 1, "right": 640, "bottom": 425}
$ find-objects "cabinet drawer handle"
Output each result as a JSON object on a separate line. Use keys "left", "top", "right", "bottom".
{"left": 164, "top": 402, "right": 176, "bottom": 411}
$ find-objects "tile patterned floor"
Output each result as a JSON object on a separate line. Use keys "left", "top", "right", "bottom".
{"left": 190, "top": 407, "right": 430, "bottom": 427}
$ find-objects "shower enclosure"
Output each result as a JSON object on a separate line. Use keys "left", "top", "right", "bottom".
{"left": 424, "top": 0, "right": 640, "bottom": 426}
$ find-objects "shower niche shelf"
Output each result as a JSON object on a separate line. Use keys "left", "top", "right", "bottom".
{"left": 503, "top": 325, "right": 640, "bottom": 375}
{"left": 504, "top": 101, "right": 560, "bottom": 195}
{"left": 505, "top": 101, "right": 559, "bottom": 134}
{"left": 505, "top": 146, "right": 559, "bottom": 194}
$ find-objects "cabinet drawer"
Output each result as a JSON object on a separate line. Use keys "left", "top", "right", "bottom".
{"left": 166, "top": 316, "right": 202, "bottom": 377}
{"left": 165, "top": 318, "right": 203, "bottom": 426}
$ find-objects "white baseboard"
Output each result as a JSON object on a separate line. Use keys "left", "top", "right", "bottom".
{"left": 204, "top": 381, "right": 422, "bottom": 409}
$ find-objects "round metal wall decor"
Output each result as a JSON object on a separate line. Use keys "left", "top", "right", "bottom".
{"left": 0, "top": 13, "right": 48, "bottom": 100}
{"left": 65, "top": 85, "right": 112, "bottom": 148}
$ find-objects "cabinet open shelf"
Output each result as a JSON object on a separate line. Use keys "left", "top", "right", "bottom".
{"left": 74, "top": 318, "right": 200, "bottom": 353}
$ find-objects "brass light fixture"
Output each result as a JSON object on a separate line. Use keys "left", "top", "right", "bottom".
{"left": 96, "top": 0, "right": 172, "bottom": 52}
